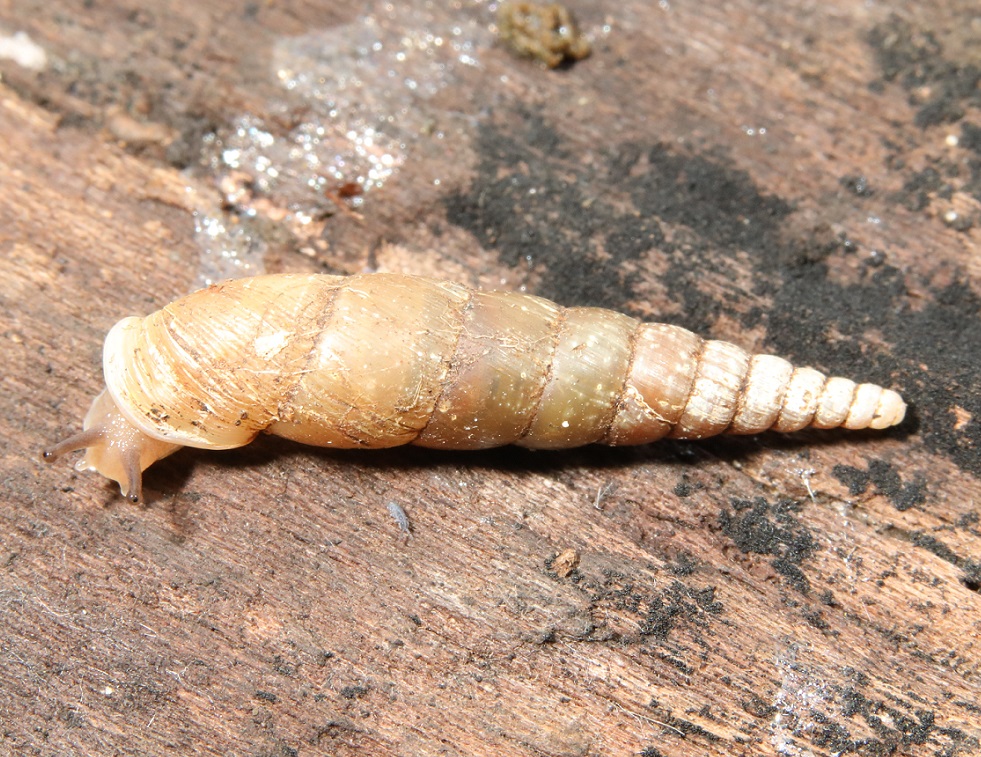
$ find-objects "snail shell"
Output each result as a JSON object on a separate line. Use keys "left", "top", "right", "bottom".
{"left": 44, "top": 273, "right": 906, "bottom": 501}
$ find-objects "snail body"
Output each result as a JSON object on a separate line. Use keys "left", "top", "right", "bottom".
{"left": 45, "top": 273, "right": 906, "bottom": 501}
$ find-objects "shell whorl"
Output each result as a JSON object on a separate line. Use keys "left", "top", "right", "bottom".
{"left": 102, "top": 274, "right": 336, "bottom": 450}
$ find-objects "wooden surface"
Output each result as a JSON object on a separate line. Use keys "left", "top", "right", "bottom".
{"left": 1, "top": 1, "right": 979, "bottom": 755}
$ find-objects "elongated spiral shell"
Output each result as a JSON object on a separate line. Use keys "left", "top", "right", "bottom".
{"left": 45, "top": 272, "right": 906, "bottom": 501}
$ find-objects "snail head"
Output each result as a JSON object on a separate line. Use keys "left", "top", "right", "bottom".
{"left": 43, "top": 389, "right": 182, "bottom": 503}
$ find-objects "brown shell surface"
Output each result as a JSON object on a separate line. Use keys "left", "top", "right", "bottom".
{"left": 103, "top": 272, "right": 906, "bottom": 452}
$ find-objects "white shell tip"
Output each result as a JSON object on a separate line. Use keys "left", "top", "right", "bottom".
{"left": 869, "top": 388, "right": 906, "bottom": 430}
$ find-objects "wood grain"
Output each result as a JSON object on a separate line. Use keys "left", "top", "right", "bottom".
{"left": 1, "top": 1, "right": 978, "bottom": 755}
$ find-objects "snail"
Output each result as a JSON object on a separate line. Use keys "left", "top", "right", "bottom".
{"left": 44, "top": 272, "right": 907, "bottom": 502}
